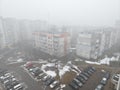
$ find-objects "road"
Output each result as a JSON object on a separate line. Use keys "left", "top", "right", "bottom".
{"left": 0, "top": 49, "right": 44, "bottom": 90}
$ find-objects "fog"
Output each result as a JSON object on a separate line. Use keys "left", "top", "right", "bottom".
{"left": 0, "top": 0, "right": 120, "bottom": 90}
{"left": 0, "top": 0, "right": 120, "bottom": 26}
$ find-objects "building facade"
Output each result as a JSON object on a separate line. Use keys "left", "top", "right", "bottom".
{"left": 33, "top": 31, "right": 71, "bottom": 57}
{"left": 0, "top": 17, "right": 5, "bottom": 48}
{"left": 1, "top": 18, "right": 20, "bottom": 48}
{"left": 76, "top": 31, "right": 101, "bottom": 59}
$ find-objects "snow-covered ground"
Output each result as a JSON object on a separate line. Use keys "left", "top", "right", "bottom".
{"left": 85, "top": 56, "right": 120, "bottom": 65}
{"left": 41, "top": 61, "right": 81, "bottom": 79}
{"left": 7, "top": 57, "right": 24, "bottom": 64}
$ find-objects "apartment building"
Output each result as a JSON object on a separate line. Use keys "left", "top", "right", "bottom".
{"left": 76, "top": 31, "right": 101, "bottom": 59}
{"left": 0, "top": 17, "right": 5, "bottom": 48}
{"left": 33, "top": 31, "right": 71, "bottom": 57}
{"left": 1, "top": 18, "right": 20, "bottom": 48}
{"left": 76, "top": 27, "right": 119, "bottom": 59}
{"left": 103, "top": 28, "right": 118, "bottom": 49}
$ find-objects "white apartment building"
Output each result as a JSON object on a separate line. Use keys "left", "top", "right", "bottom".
{"left": 0, "top": 17, "right": 20, "bottom": 48}
{"left": 76, "top": 28, "right": 119, "bottom": 59}
{"left": 33, "top": 31, "right": 71, "bottom": 57}
{"left": 76, "top": 32, "right": 101, "bottom": 59}
{"left": 0, "top": 17, "right": 6, "bottom": 48}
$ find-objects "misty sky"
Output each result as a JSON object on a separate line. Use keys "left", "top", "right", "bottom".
{"left": 0, "top": 0, "right": 120, "bottom": 26}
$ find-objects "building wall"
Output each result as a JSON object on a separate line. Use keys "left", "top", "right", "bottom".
{"left": 76, "top": 32, "right": 101, "bottom": 59}
{"left": 0, "top": 17, "right": 5, "bottom": 48}
{"left": 33, "top": 31, "right": 70, "bottom": 57}
{"left": 2, "top": 18, "right": 20, "bottom": 47}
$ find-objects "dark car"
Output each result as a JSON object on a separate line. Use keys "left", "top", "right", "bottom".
{"left": 36, "top": 73, "right": 46, "bottom": 80}
{"left": 91, "top": 67, "right": 96, "bottom": 72}
{"left": 87, "top": 67, "right": 95, "bottom": 73}
{"left": 73, "top": 79, "right": 83, "bottom": 87}
{"left": 45, "top": 77, "right": 55, "bottom": 86}
{"left": 30, "top": 67, "right": 43, "bottom": 77}
{"left": 79, "top": 73, "right": 88, "bottom": 81}
{"left": 5, "top": 80, "right": 20, "bottom": 90}
{"left": 104, "top": 72, "right": 110, "bottom": 80}
{"left": 76, "top": 76, "right": 86, "bottom": 84}
{"left": 85, "top": 69, "right": 93, "bottom": 75}
{"left": 84, "top": 69, "right": 92, "bottom": 76}
{"left": 0, "top": 69, "right": 8, "bottom": 76}
{"left": 69, "top": 82, "right": 79, "bottom": 90}
{"left": 82, "top": 72, "right": 90, "bottom": 78}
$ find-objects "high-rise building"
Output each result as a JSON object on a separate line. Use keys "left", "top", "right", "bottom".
{"left": 76, "top": 31, "right": 101, "bottom": 59}
{"left": 0, "top": 17, "right": 6, "bottom": 48}
{"left": 33, "top": 31, "right": 71, "bottom": 57}
{"left": 2, "top": 18, "right": 20, "bottom": 47}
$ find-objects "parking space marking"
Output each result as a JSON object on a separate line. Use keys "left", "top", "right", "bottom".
{"left": 20, "top": 66, "right": 40, "bottom": 82}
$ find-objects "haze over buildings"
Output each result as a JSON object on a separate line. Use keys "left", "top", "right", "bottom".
{"left": 0, "top": 0, "right": 120, "bottom": 27}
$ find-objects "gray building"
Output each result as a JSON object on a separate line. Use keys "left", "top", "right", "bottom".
{"left": 76, "top": 31, "right": 101, "bottom": 59}
{"left": 33, "top": 31, "right": 71, "bottom": 57}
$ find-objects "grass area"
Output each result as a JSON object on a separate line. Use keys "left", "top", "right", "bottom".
{"left": 60, "top": 71, "right": 76, "bottom": 84}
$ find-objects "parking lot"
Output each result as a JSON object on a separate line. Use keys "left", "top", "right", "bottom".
{"left": 0, "top": 47, "right": 117, "bottom": 90}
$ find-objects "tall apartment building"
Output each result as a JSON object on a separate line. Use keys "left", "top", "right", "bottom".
{"left": 0, "top": 17, "right": 5, "bottom": 48}
{"left": 103, "top": 28, "right": 117, "bottom": 49}
{"left": 76, "top": 28, "right": 119, "bottom": 59}
{"left": 0, "top": 17, "right": 20, "bottom": 48}
{"left": 76, "top": 31, "right": 101, "bottom": 59}
{"left": 33, "top": 31, "right": 71, "bottom": 57}
{"left": 2, "top": 18, "right": 20, "bottom": 47}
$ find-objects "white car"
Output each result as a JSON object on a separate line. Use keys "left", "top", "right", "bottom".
{"left": 12, "top": 83, "right": 24, "bottom": 90}
{"left": 50, "top": 81, "right": 59, "bottom": 89}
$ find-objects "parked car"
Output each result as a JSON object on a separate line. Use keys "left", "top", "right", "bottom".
{"left": 82, "top": 72, "right": 90, "bottom": 78}
{"left": 79, "top": 73, "right": 88, "bottom": 81}
{"left": 73, "top": 78, "right": 83, "bottom": 87}
{"left": 95, "top": 84, "right": 104, "bottom": 90}
{"left": 0, "top": 75, "right": 14, "bottom": 83}
{"left": 0, "top": 69, "right": 8, "bottom": 76}
{"left": 104, "top": 72, "right": 110, "bottom": 80}
{"left": 11, "top": 83, "right": 24, "bottom": 90}
{"left": 69, "top": 81, "right": 79, "bottom": 90}
{"left": 100, "top": 77, "right": 107, "bottom": 85}
{"left": 5, "top": 79, "right": 20, "bottom": 90}
{"left": 31, "top": 69, "right": 43, "bottom": 77}
{"left": 84, "top": 69, "right": 92, "bottom": 75}
{"left": 45, "top": 77, "right": 55, "bottom": 86}
{"left": 88, "top": 67, "right": 95, "bottom": 73}
{"left": 50, "top": 81, "right": 60, "bottom": 89}
{"left": 24, "top": 62, "right": 33, "bottom": 69}
{"left": 36, "top": 73, "right": 46, "bottom": 80}
{"left": 42, "top": 75, "right": 51, "bottom": 82}
{"left": 76, "top": 76, "right": 86, "bottom": 84}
